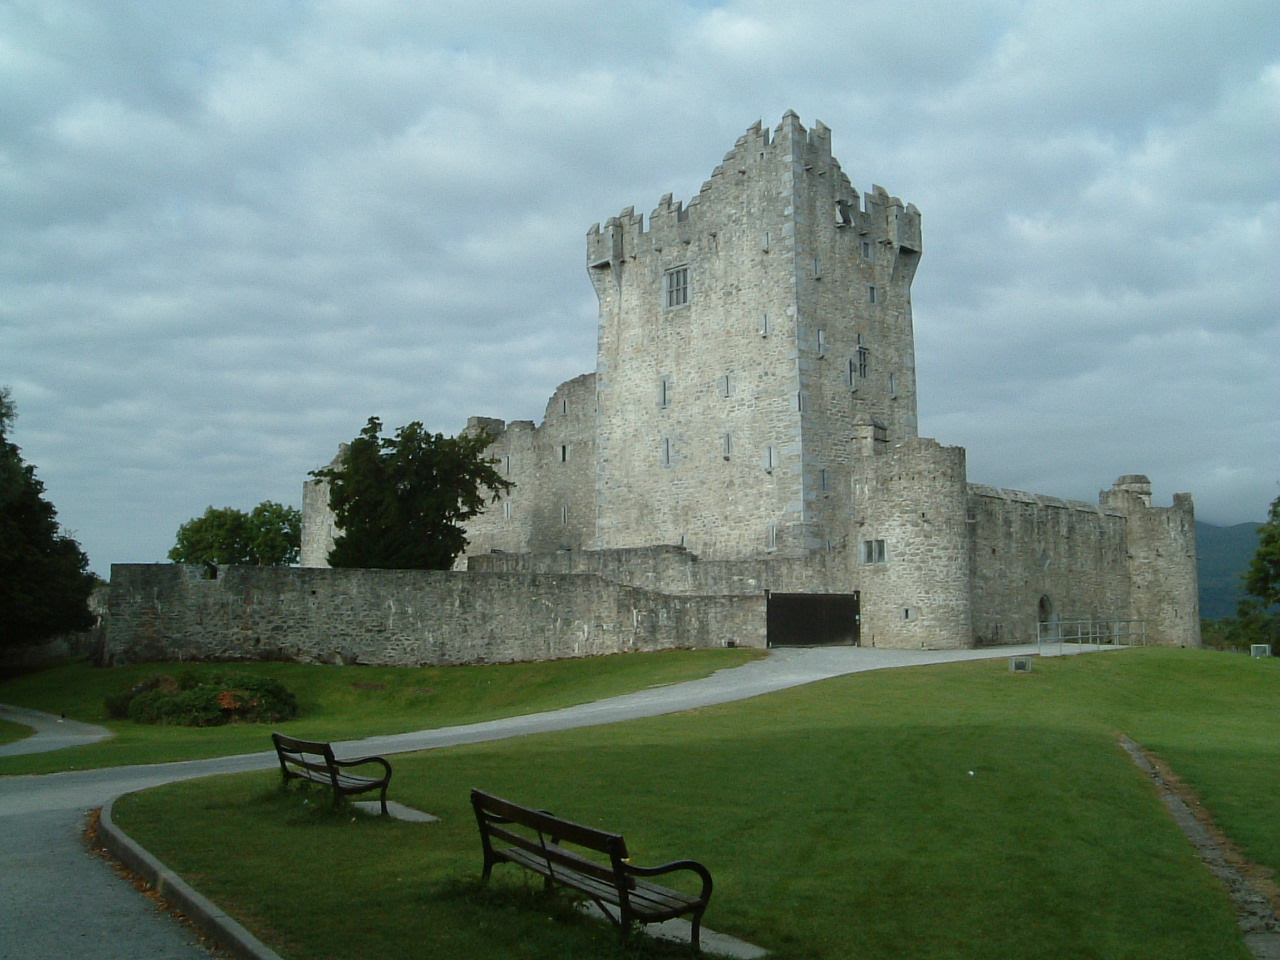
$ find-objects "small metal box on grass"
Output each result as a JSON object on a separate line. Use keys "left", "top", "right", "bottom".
{"left": 1009, "top": 656, "right": 1034, "bottom": 673}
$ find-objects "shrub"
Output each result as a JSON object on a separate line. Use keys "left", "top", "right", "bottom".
{"left": 107, "top": 671, "right": 299, "bottom": 726}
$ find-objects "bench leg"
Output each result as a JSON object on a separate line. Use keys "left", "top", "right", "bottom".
{"left": 379, "top": 785, "right": 388, "bottom": 816}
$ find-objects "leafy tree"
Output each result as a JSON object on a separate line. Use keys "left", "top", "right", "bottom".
{"left": 169, "top": 501, "right": 301, "bottom": 566}
{"left": 1241, "top": 492, "right": 1280, "bottom": 613}
{"left": 0, "top": 387, "right": 96, "bottom": 648}
{"left": 311, "top": 417, "right": 512, "bottom": 569}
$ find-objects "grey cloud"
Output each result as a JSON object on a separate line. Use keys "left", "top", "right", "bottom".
{"left": 1, "top": 0, "right": 1274, "bottom": 572}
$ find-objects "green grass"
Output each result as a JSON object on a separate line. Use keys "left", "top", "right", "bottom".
{"left": 0, "top": 648, "right": 763, "bottom": 775}
{"left": 0, "top": 717, "right": 31, "bottom": 746}
{"left": 114, "top": 648, "right": 1277, "bottom": 960}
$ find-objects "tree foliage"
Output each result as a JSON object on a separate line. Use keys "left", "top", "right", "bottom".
{"left": 311, "top": 417, "right": 512, "bottom": 569}
{"left": 169, "top": 501, "right": 302, "bottom": 566}
{"left": 1241, "top": 492, "right": 1280, "bottom": 614}
{"left": 0, "top": 387, "right": 96, "bottom": 648}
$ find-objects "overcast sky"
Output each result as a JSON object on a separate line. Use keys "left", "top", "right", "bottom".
{"left": 2, "top": 0, "right": 1277, "bottom": 575}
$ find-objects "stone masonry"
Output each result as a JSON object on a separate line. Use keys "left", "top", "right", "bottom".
{"left": 292, "top": 112, "right": 1200, "bottom": 654}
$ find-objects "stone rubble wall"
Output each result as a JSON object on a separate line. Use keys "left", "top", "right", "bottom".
{"left": 102, "top": 564, "right": 765, "bottom": 666}
{"left": 967, "top": 486, "right": 1131, "bottom": 645}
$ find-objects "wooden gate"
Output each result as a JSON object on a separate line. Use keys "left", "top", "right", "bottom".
{"left": 766, "top": 593, "right": 860, "bottom": 647}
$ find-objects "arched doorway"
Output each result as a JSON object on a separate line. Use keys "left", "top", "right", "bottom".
{"left": 1038, "top": 595, "right": 1060, "bottom": 641}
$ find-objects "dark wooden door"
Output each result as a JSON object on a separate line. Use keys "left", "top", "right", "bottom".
{"left": 766, "top": 593, "right": 860, "bottom": 647}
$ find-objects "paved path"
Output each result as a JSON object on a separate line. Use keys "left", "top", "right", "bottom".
{"left": 0, "top": 643, "right": 1070, "bottom": 959}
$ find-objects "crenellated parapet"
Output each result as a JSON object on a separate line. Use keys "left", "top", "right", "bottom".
{"left": 587, "top": 112, "right": 920, "bottom": 273}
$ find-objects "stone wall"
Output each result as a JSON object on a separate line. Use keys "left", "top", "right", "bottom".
{"left": 103, "top": 564, "right": 764, "bottom": 666}
{"left": 1102, "top": 477, "right": 1201, "bottom": 646}
{"left": 848, "top": 439, "right": 973, "bottom": 649}
{"left": 461, "top": 373, "right": 598, "bottom": 559}
{"left": 967, "top": 486, "right": 1131, "bottom": 645}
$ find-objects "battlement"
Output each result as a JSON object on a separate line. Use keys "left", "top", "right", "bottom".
{"left": 968, "top": 483, "right": 1125, "bottom": 518}
{"left": 587, "top": 113, "right": 921, "bottom": 267}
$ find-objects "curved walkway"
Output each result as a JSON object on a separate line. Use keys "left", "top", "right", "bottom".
{"left": 0, "top": 644, "right": 1067, "bottom": 959}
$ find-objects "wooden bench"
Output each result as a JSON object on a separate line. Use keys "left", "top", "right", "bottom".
{"left": 471, "top": 789, "right": 714, "bottom": 951}
{"left": 271, "top": 733, "right": 393, "bottom": 815}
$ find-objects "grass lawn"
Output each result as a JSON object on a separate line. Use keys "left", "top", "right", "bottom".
{"left": 0, "top": 648, "right": 763, "bottom": 775}
{"left": 113, "top": 647, "right": 1278, "bottom": 960}
{"left": 0, "top": 717, "right": 30, "bottom": 746}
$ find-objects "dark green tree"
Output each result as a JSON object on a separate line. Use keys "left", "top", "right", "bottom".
{"left": 311, "top": 417, "right": 512, "bottom": 569}
{"left": 1241, "top": 492, "right": 1280, "bottom": 613}
{"left": 169, "top": 501, "right": 301, "bottom": 566}
{"left": 0, "top": 388, "right": 96, "bottom": 648}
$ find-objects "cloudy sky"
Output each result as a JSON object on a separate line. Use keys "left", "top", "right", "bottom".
{"left": 2, "top": 0, "right": 1277, "bottom": 575}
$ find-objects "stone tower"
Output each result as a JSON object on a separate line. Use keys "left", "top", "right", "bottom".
{"left": 588, "top": 112, "right": 921, "bottom": 559}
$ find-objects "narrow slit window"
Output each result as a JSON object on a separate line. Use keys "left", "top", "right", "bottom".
{"left": 764, "top": 445, "right": 776, "bottom": 473}
{"left": 559, "top": 445, "right": 568, "bottom": 462}
{"left": 659, "top": 376, "right": 671, "bottom": 409}
{"left": 661, "top": 437, "right": 672, "bottom": 467}
{"left": 868, "top": 285, "right": 877, "bottom": 304}
{"left": 760, "top": 312, "right": 771, "bottom": 337}
{"left": 560, "top": 505, "right": 569, "bottom": 525}
{"left": 816, "top": 328, "right": 826, "bottom": 357}
{"left": 722, "top": 433, "right": 733, "bottom": 460}
{"left": 889, "top": 373, "right": 898, "bottom": 398}
{"left": 719, "top": 374, "right": 732, "bottom": 398}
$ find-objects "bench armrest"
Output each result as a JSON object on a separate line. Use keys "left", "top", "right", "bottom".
{"left": 332, "top": 755, "right": 392, "bottom": 779}
{"left": 623, "top": 859, "right": 714, "bottom": 902}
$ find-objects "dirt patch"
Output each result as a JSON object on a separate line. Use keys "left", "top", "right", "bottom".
{"left": 1119, "top": 735, "right": 1280, "bottom": 958}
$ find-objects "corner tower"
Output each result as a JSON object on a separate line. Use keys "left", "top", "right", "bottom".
{"left": 588, "top": 112, "right": 922, "bottom": 559}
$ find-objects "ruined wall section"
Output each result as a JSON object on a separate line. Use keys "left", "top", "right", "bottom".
{"left": 104, "top": 564, "right": 766, "bottom": 666}
{"left": 967, "top": 486, "right": 1130, "bottom": 645}
{"left": 461, "top": 373, "right": 597, "bottom": 560}
{"left": 1101, "top": 476, "right": 1201, "bottom": 646}
{"left": 847, "top": 439, "right": 973, "bottom": 648}
{"left": 300, "top": 446, "right": 344, "bottom": 567}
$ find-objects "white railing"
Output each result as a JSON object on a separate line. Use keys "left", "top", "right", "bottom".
{"left": 1037, "top": 618, "right": 1147, "bottom": 653}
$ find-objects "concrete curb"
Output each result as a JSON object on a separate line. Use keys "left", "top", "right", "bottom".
{"left": 98, "top": 798, "right": 284, "bottom": 960}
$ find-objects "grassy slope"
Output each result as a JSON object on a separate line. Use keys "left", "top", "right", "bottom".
{"left": 115, "top": 648, "right": 1275, "bottom": 960}
{"left": 0, "top": 648, "right": 763, "bottom": 775}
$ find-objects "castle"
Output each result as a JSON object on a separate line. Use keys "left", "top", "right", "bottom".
{"left": 302, "top": 112, "right": 1200, "bottom": 651}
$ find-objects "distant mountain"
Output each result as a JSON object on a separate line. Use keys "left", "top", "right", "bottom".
{"left": 1196, "top": 521, "right": 1262, "bottom": 620}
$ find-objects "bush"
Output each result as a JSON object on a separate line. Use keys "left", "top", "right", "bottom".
{"left": 1202, "top": 609, "right": 1280, "bottom": 651}
{"left": 107, "top": 671, "right": 299, "bottom": 726}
